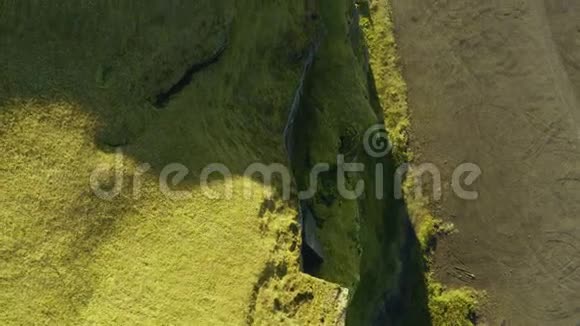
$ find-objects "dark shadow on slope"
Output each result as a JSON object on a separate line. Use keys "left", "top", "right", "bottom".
{"left": 347, "top": 62, "right": 431, "bottom": 324}
{"left": 372, "top": 204, "right": 431, "bottom": 326}
{"left": 347, "top": 150, "right": 432, "bottom": 326}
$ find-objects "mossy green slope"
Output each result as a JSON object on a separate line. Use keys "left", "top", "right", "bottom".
{"left": 294, "top": 0, "right": 376, "bottom": 290}
{"left": 0, "top": 2, "right": 346, "bottom": 325}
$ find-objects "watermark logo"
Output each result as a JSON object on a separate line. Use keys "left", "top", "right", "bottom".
{"left": 363, "top": 124, "right": 393, "bottom": 158}
{"left": 89, "top": 125, "right": 481, "bottom": 202}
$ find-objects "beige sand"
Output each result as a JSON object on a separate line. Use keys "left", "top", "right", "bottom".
{"left": 392, "top": 0, "right": 580, "bottom": 324}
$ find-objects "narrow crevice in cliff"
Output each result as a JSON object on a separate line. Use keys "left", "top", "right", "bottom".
{"left": 153, "top": 39, "right": 228, "bottom": 108}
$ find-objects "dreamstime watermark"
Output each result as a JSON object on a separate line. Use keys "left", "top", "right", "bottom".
{"left": 89, "top": 124, "right": 481, "bottom": 202}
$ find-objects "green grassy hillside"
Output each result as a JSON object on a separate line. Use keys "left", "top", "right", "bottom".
{"left": 1, "top": 0, "right": 479, "bottom": 325}
{"left": 0, "top": 1, "right": 348, "bottom": 324}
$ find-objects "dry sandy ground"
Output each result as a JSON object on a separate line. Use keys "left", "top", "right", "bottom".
{"left": 391, "top": 0, "right": 580, "bottom": 324}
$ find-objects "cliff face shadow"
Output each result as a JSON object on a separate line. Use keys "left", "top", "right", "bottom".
{"left": 346, "top": 61, "right": 431, "bottom": 324}
{"left": 347, "top": 150, "right": 432, "bottom": 326}
{"left": 373, "top": 202, "right": 432, "bottom": 326}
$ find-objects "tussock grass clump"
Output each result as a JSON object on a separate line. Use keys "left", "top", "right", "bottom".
{"left": 428, "top": 278, "right": 483, "bottom": 326}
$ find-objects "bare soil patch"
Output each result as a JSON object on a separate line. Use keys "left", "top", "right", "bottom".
{"left": 392, "top": 0, "right": 580, "bottom": 324}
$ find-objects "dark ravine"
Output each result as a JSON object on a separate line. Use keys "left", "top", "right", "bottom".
{"left": 282, "top": 3, "right": 429, "bottom": 324}
{"left": 299, "top": 202, "right": 325, "bottom": 274}
{"left": 372, "top": 208, "right": 427, "bottom": 325}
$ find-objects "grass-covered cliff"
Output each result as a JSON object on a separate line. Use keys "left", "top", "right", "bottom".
{"left": 0, "top": 1, "right": 347, "bottom": 324}
{"left": 1, "top": 0, "right": 478, "bottom": 325}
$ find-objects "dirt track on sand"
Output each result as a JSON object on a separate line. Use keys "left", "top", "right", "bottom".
{"left": 391, "top": 0, "right": 580, "bottom": 324}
